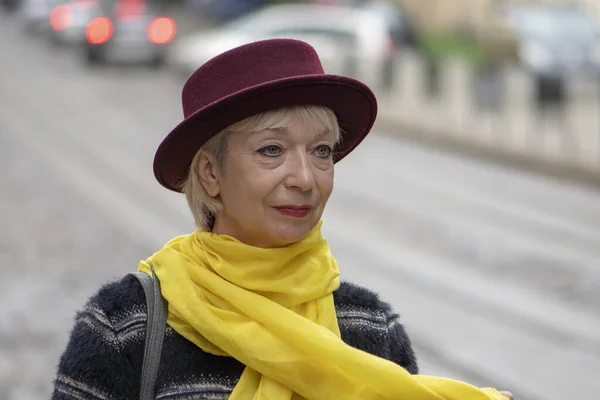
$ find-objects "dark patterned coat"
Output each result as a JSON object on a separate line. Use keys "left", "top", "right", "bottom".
{"left": 51, "top": 275, "right": 419, "bottom": 399}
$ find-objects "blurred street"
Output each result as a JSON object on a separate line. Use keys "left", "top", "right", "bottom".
{"left": 1, "top": 6, "right": 600, "bottom": 400}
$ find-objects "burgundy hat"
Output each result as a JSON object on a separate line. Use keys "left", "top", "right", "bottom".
{"left": 154, "top": 38, "right": 378, "bottom": 192}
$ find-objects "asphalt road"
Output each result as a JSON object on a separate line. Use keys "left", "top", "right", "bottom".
{"left": 1, "top": 10, "right": 599, "bottom": 400}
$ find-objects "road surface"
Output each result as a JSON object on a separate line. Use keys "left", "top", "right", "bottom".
{"left": 0, "top": 10, "right": 599, "bottom": 400}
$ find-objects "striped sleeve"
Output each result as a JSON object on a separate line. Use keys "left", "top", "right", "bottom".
{"left": 51, "top": 299, "right": 138, "bottom": 400}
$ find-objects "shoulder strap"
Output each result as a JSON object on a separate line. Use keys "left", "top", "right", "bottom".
{"left": 132, "top": 265, "right": 167, "bottom": 400}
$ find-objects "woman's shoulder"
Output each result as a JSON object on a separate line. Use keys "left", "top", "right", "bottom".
{"left": 334, "top": 281, "right": 397, "bottom": 318}
{"left": 53, "top": 275, "right": 150, "bottom": 398}
{"left": 334, "top": 281, "right": 418, "bottom": 373}
{"left": 83, "top": 273, "right": 147, "bottom": 324}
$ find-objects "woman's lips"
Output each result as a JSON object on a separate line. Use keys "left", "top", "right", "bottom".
{"left": 274, "top": 206, "right": 312, "bottom": 218}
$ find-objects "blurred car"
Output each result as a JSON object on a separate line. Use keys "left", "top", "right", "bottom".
{"left": 507, "top": 4, "right": 600, "bottom": 105}
{"left": 474, "top": 3, "right": 600, "bottom": 107}
{"left": 356, "top": 0, "right": 418, "bottom": 86}
{"left": 507, "top": 4, "right": 600, "bottom": 79}
{"left": 48, "top": 0, "right": 103, "bottom": 46}
{"left": 170, "top": 3, "right": 397, "bottom": 86}
{"left": 20, "top": 0, "right": 62, "bottom": 32}
{"left": 1, "top": 0, "right": 21, "bottom": 12}
{"left": 338, "top": 0, "right": 418, "bottom": 49}
{"left": 186, "top": 0, "right": 264, "bottom": 22}
{"left": 81, "top": 0, "right": 176, "bottom": 67}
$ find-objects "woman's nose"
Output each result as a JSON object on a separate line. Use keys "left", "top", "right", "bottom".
{"left": 284, "top": 152, "right": 315, "bottom": 191}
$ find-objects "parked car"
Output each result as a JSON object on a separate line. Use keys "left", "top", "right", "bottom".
{"left": 81, "top": 0, "right": 176, "bottom": 67}
{"left": 508, "top": 4, "right": 600, "bottom": 78}
{"left": 472, "top": 3, "right": 600, "bottom": 108}
{"left": 48, "top": 0, "right": 103, "bottom": 46}
{"left": 507, "top": 4, "right": 600, "bottom": 105}
{"left": 170, "top": 3, "right": 397, "bottom": 88}
{"left": 20, "top": 0, "right": 62, "bottom": 32}
{"left": 1, "top": 0, "right": 21, "bottom": 12}
{"left": 344, "top": 0, "right": 418, "bottom": 49}
{"left": 185, "top": 0, "right": 263, "bottom": 22}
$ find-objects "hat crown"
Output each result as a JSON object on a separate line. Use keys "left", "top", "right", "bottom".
{"left": 181, "top": 39, "right": 326, "bottom": 118}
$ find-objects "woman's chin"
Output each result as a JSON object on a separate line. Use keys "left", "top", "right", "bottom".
{"left": 267, "top": 222, "right": 318, "bottom": 247}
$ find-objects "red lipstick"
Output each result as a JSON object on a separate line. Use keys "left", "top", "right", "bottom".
{"left": 274, "top": 205, "right": 312, "bottom": 218}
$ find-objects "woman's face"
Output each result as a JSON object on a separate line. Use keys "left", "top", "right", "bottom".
{"left": 204, "top": 118, "right": 335, "bottom": 248}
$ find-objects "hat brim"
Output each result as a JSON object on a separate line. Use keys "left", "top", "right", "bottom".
{"left": 154, "top": 74, "right": 377, "bottom": 192}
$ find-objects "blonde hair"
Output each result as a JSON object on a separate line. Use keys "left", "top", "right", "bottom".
{"left": 180, "top": 105, "right": 341, "bottom": 231}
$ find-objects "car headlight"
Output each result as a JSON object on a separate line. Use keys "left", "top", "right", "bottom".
{"left": 520, "top": 42, "right": 553, "bottom": 70}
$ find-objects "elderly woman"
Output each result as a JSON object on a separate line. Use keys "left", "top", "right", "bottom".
{"left": 51, "top": 39, "right": 513, "bottom": 400}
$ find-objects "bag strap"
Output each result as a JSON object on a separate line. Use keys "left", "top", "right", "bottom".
{"left": 132, "top": 265, "right": 167, "bottom": 400}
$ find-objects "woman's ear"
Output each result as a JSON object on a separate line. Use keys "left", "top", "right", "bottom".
{"left": 196, "top": 150, "right": 221, "bottom": 198}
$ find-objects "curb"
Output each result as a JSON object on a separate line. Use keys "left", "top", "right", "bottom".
{"left": 373, "top": 117, "right": 600, "bottom": 191}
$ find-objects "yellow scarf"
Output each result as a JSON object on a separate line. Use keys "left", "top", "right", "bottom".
{"left": 138, "top": 221, "right": 507, "bottom": 400}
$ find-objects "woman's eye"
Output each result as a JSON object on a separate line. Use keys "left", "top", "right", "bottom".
{"left": 314, "top": 145, "right": 333, "bottom": 158}
{"left": 258, "top": 145, "right": 282, "bottom": 157}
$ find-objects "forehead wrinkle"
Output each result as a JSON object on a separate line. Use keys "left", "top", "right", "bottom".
{"left": 271, "top": 126, "right": 333, "bottom": 140}
{"left": 243, "top": 125, "right": 334, "bottom": 144}
{"left": 247, "top": 127, "right": 287, "bottom": 138}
